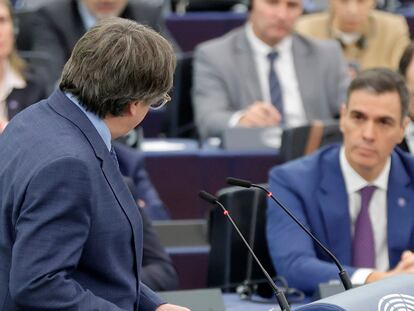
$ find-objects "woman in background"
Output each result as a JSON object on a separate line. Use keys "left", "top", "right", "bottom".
{"left": 0, "top": 0, "right": 46, "bottom": 132}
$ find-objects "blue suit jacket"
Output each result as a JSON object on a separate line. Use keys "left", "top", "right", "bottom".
{"left": 0, "top": 90, "right": 164, "bottom": 310}
{"left": 266, "top": 144, "right": 414, "bottom": 294}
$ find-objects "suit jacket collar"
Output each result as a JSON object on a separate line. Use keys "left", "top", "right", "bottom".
{"left": 387, "top": 150, "right": 414, "bottom": 266}
{"left": 292, "top": 33, "right": 318, "bottom": 120}
{"left": 233, "top": 26, "right": 263, "bottom": 102}
{"left": 47, "top": 89, "right": 143, "bottom": 278}
{"left": 317, "top": 145, "right": 353, "bottom": 264}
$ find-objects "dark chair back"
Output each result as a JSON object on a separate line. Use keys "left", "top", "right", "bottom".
{"left": 280, "top": 120, "right": 342, "bottom": 162}
{"left": 207, "top": 186, "right": 276, "bottom": 297}
{"left": 167, "top": 52, "right": 198, "bottom": 138}
{"left": 15, "top": 8, "right": 38, "bottom": 51}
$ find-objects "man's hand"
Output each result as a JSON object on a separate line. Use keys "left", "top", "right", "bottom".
{"left": 238, "top": 101, "right": 281, "bottom": 127}
{"left": 366, "top": 250, "right": 414, "bottom": 283}
{"left": 156, "top": 303, "right": 191, "bottom": 311}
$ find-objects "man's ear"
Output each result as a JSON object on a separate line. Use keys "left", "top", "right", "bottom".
{"left": 339, "top": 103, "right": 347, "bottom": 133}
{"left": 398, "top": 116, "right": 411, "bottom": 143}
{"left": 127, "top": 100, "right": 145, "bottom": 116}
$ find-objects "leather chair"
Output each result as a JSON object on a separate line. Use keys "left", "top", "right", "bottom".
{"left": 207, "top": 185, "right": 276, "bottom": 298}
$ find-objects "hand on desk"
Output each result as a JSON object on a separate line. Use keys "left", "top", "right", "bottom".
{"left": 366, "top": 250, "right": 414, "bottom": 283}
{"left": 156, "top": 303, "right": 191, "bottom": 311}
{"left": 238, "top": 101, "right": 281, "bottom": 128}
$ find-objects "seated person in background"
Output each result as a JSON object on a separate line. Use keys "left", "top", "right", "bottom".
{"left": 192, "top": 0, "right": 349, "bottom": 139}
{"left": 266, "top": 68, "right": 414, "bottom": 295}
{"left": 115, "top": 141, "right": 171, "bottom": 220}
{"left": 123, "top": 175, "right": 178, "bottom": 291}
{"left": 31, "top": 0, "right": 173, "bottom": 92}
{"left": 0, "top": 0, "right": 46, "bottom": 132}
{"left": 296, "top": 0, "right": 411, "bottom": 76}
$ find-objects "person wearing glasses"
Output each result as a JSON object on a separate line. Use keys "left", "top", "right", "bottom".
{"left": 0, "top": 17, "right": 189, "bottom": 311}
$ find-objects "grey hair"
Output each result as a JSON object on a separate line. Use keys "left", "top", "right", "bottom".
{"left": 60, "top": 17, "right": 176, "bottom": 118}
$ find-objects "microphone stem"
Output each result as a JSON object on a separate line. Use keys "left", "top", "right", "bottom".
{"left": 216, "top": 201, "right": 291, "bottom": 311}
{"left": 253, "top": 184, "right": 352, "bottom": 291}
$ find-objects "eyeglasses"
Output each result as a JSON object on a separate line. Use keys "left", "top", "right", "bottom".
{"left": 149, "top": 94, "right": 171, "bottom": 110}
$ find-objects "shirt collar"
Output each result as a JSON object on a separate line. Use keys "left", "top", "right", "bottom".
{"left": 77, "top": 0, "right": 98, "bottom": 30}
{"left": 65, "top": 92, "right": 112, "bottom": 151}
{"left": 245, "top": 22, "right": 292, "bottom": 57}
{"left": 340, "top": 146, "right": 390, "bottom": 194}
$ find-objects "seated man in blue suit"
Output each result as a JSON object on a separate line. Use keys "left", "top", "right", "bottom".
{"left": 0, "top": 18, "right": 188, "bottom": 311}
{"left": 266, "top": 68, "right": 414, "bottom": 295}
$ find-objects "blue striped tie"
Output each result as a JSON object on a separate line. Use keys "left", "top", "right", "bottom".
{"left": 267, "top": 51, "right": 284, "bottom": 120}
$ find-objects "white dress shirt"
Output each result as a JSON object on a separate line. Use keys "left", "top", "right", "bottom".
{"left": 340, "top": 147, "right": 390, "bottom": 284}
{"left": 237, "top": 23, "right": 306, "bottom": 127}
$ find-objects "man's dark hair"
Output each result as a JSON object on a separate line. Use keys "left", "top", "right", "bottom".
{"left": 346, "top": 68, "right": 409, "bottom": 120}
{"left": 60, "top": 17, "right": 176, "bottom": 118}
{"left": 398, "top": 42, "right": 414, "bottom": 78}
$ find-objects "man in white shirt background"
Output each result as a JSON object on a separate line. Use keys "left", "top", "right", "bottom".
{"left": 192, "top": 0, "right": 349, "bottom": 139}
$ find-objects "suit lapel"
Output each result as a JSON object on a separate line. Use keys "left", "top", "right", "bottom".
{"left": 317, "top": 147, "right": 353, "bottom": 264}
{"left": 47, "top": 90, "right": 143, "bottom": 275}
{"left": 234, "top": 29, "right": 263, "bottom": 105}
{"left": 387, "top": 151, "right": 414, "bottom": 267}
{"left": 292, "top": 34, "right": 319, "bottom": 120}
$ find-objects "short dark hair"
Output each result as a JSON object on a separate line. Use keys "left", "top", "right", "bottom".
{"left": 60, "top": 17, "right": 176, "bottom": 118}
{"left": 398, "top": 42, "right": 414, "bottom": 78}
{"left": 346, "top": 68, "right": 409, "bottom": 120}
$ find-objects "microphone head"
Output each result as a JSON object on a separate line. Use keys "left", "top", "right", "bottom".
{"left": 198, "top": 190, "right": 218, "bottom": 204}
{"left": 226, "top": 177, "right": 252, "bottom": 188}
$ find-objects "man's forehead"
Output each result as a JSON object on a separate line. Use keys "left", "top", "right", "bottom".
{"left": 347, "top": 90, "right": 402, "bottom": 119}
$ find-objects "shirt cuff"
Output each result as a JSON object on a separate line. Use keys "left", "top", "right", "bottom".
{"left": 228, "top": 110, "right": 245, "bottom": 127}
{"left": 351, "top": 268, "right": 374, "bottom": 285}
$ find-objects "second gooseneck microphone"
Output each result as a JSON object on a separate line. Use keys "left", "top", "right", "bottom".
{"left": 226, "top": 177, "right": 353, "bottom": 291}
{"left": 199, "top": 190, "right": 291, "bottom": 311}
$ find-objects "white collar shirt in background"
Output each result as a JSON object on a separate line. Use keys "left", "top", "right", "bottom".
{"left": 245, "top": 23, "right": 306, "bottom": 127}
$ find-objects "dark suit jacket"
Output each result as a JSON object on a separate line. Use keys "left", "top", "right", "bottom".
{"left": 266, "top": 144, "right": 414, "bottom": 294}
{"left": 32, "top": 0, "right": 173, "bottom": 91}
{"left": 0, "top": 89, "right": 164, "bottom": 310}
{"left": 6, "top": 71, "right": 47, "bottom": 119}
{"left": 115, "top": 142, "right": 171, "bottom": 220}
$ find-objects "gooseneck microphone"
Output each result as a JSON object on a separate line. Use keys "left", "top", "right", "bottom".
{"left": 198, "top": 190, "right": 291, "bottom": 311}
{"left": 226, "top": 177, "right": 353, "bottom": 291}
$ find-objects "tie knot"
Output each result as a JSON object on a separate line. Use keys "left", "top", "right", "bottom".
{"left": 267, "top": 50, "right": 278, "bottom": 62}
{"left": 360, "top": 185, "right": 376, "bottom": 206}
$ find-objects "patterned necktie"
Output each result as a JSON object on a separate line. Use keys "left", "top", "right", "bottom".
{"left": 352, "top": 185, "right": 376, "bottom": 268}
{"left": 267, "top": 50, "right": 284, "bottom": 119}
{"left": 110, "top": 146, "right": 119, "bottom": 169}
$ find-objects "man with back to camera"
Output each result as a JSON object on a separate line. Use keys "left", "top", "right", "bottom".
{"left": 266, "top": 68, "right": 414, "bottom": 295}
{"left": 192, "top": 0, "right": 349, "bottom": 139}
{"left": 31, "top": 0, "right": 174, "bottom": 92}
{"left": 0, "top": 17, "right": 189, "bottom": 311}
